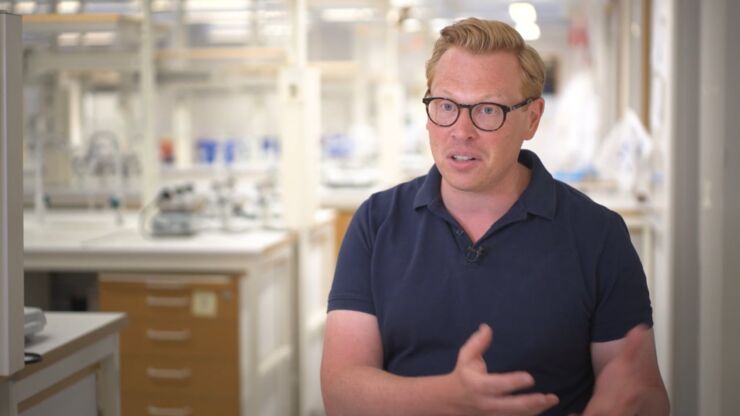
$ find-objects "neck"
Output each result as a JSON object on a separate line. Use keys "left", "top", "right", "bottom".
{"left": 441, "top": 162, "right": 531, "bottom": 242}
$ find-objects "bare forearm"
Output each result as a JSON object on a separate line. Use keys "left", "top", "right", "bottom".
{"left": 639, "top": 385, "right": 670, "bottom": 416}
{"left": 323, "top": 366, "right": 462, "bottom": 416}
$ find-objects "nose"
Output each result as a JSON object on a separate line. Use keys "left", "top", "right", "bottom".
{"left": 450, "top": 107, "right": 478, "bottom": 139}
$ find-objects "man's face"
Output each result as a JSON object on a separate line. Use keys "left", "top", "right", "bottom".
{"left": 427, "top": 47, "right": 543, "bottom": 196}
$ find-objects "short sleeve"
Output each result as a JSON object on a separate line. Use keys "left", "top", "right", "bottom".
{"left": 327, "top": 200, "right": 376, "bottom": 315}
{"left": 591, "top": 212, "right": 654, "bottom": 342}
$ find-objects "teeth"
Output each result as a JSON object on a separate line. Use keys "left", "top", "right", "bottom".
{"left": 452, "top": 155, "right": 474, "bottom": 161}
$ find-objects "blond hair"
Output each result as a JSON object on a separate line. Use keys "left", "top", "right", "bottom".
{"left": 426, "top": 18, "right": 545, "bottom": 99}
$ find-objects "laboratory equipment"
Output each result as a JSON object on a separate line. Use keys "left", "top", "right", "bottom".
{"left": 23, "top": 306, "right": 47, "bottom": 339}
{"left": 139, "top": 176, "right": 278, "bottom": 238}
{"left": 140, "top": 183, "right": 204, "bottom": 237}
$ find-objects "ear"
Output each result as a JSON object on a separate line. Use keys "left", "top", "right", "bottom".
{"left": 524, "top": 97, "right": 545, "bottom": 140}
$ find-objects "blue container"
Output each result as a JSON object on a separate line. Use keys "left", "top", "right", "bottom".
{"left": 223, "top": 138, "right": 237, "bottom": 165}
{"left": 196, "top": 138, "right": 218, "bottom": 164}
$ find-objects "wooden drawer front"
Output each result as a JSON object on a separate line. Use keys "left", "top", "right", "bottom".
{"left": 99, "top": 275, "right": 238, "bottom": 321}
{"left": 121, "top": 355, "right": 238, "bottom": 398}
{"left": 122, "top": 393, "right": 238, "bottom": 416}
{"left": 120, "top": 317, "right": 238, "bottom": 358}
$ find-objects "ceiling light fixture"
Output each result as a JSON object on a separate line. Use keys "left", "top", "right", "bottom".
{"left": 14, "top": 1, "right": 36, "bottom": 14}
{"left": 321, "top": 8, "right": 375, "bottom": 23}
{"left": 515, "top": 22, "right": 541, "bottom": 41}
{"left": 187, "top": 0, "right": 249, "bottom": 12}
{"left": 58, "top": 1, "right": 81, "bottom": 14}
{"left": 509, "top": 2, "right": 537, "bottom": 24}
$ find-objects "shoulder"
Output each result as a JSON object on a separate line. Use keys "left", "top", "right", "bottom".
{"left": 553, "top": 180, "right": 627, "bottom": 242}
{"left": 354, "top": 173, "right": 428, "bottom": 229}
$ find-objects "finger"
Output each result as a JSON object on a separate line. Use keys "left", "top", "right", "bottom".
{"left": 468, "top": 370, "right": 535, "bottom": 396}
{"left": 458, "top": 323, "right": 492, "bottom": 364}
{"left": 582, "top": 395, "right": 608, "bottom": 416}
{"left": 479, "top": 392, "right": 559, "bottom": 415}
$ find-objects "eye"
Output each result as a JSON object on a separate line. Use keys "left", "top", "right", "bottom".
{"left": 439, "top": 100, "right": 456, "bottom": 112}
{"left": 478, "top": 104, "right": 501, "bottom": 116}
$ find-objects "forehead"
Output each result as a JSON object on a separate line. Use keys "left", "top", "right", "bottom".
{"left": 432, "top": 47, "right": 523, "bottom": 99}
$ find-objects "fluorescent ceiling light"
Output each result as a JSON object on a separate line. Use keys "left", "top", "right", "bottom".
{"left": 152, "top": 0, "right": 175, "bottom": 12}
{"left": 515, "top": 22, "right": 541, "bottom": 41}
{"left": 58, "top": 1, "right": 81, "bottom": 14}
{"left": 401, "top": 18, "right": 422, "bottom": 33}
{"left": 187, "top": 0, "right": 249, "bottom": 12}
{"left": 14, "top": 1, "right": 36, "bottom": 14}
{"left": 390, "top": 0, "right": 421, "bottom": 6}
{"left": 321, "top": 8, "right": 375, "bottom": 22}
{"left": 509, "top": 2, "right": 537, "bottom": 24}
{"left": 429, "top": 18, "right": 452, "bottom": 34}
{"left": 186, "top": 10, "right": 251, "bottom": 24}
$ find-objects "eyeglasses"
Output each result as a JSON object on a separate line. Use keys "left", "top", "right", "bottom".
{"left": 422, "top": 96, "right": 536, "bottom": 132}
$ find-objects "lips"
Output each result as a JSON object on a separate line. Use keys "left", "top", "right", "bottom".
{"left": 452, "top": 154, "right": 475, "bottom": 161}
{"left": 448, "top": 152, "right": 479, "bottom": 162}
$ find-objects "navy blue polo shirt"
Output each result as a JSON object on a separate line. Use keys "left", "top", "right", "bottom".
{"left": 328, "top": 149, "right": 653, "bottom": 414}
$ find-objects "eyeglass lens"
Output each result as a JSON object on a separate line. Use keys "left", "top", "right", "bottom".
{"left": 427, "top": 98, "right": 505, "bottom": 131}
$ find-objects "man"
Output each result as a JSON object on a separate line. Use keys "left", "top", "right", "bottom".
{"left": 321, "top": 18, "right": 669, "bottom": 416}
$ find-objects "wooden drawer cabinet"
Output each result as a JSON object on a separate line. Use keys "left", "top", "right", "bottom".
{"left": 121, "top": 355, "right": 238, "bottom": 398}
{"left": 123, "top": 393, "right": 239, "bottom": 416}
{"left": 119, "top": 317, "right": 237, "bottom": 358}
{"left": 99, "top": 273, "right": 240, "bottom": 416}
{"left": 99, "top": 275, "right": 238, "bottom": 321}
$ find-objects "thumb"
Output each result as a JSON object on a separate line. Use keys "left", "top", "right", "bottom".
{"left": 458, "top": 323, "right": 493, "bottom": 364}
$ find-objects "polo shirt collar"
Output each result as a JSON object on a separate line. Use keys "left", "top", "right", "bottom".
{"left": 413, "top": 164, "right": 443, "bottom": 210}
{"left": 517, "top": 149, "right": 557, "bottom": 220}
{"left": 412, "top": 149, "right": 557, "bottom": 220}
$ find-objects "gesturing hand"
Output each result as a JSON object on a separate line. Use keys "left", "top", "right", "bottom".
{"left": 583, "top": 325, "right": 666, "bottom": 416}
{"left": 451, "top": 324, "right": 559, "bottom": 416}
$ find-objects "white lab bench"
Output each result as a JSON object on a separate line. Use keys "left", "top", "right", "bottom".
{"left": 322, "top": 184, "right": 654, "bottom": 290}
{"left": 21, "top": 210, "right": 330, "bottom": 416}
{"left": 0, "top": 312, "right": 127, "bottom": 416}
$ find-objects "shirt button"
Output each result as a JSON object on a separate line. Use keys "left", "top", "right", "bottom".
{"left": 455, "top": 229, "right": 464, "bottom": 235}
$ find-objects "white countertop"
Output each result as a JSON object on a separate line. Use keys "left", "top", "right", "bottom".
{"left": 24, "top": 312, "right": 126, "bottom": 358}
{"left": 12, "top": 312, "right": 127, "bottom": 381}
{"left": 23, "top": 210, "right": 296, "bottom": 272}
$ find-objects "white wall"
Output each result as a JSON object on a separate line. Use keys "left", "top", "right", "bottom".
{"left": 697, "top": 0, "right": 740, "bottom": 414}
{"left": 663, "top": 0, "right": 740, "bottom": 414}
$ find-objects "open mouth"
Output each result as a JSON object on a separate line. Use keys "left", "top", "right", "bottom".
{"left": 451, "top": 155, "right": 476, "bottom": 161}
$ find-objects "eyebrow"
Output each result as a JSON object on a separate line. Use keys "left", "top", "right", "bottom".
{"left": 430, "top": 89, "right": 509, "bottom": 104}
{"left": 431, "top": 95, "right": 510, "bottom": 105}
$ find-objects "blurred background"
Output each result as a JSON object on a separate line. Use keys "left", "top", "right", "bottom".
{"left": 0, "top": 0, "right": 737, "bottom": 415}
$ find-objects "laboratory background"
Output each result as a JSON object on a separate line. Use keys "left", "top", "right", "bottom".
{"left": 0, "top": 0, "right": 738, "bottom": 415}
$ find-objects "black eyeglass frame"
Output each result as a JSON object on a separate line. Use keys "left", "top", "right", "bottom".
{"left": 422, "top": 96, "right": 536, "bottom": 132}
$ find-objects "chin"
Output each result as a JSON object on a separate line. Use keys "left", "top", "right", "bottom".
{"left": 442, "top": 175, "right": 483, "bottom": 193}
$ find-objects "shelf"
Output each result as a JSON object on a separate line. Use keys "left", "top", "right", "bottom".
{"left": 156, "top": 47, "right": 286, "bottom": 62}
{"left": 22, "top": 13, "right": 142, "bottom": 33}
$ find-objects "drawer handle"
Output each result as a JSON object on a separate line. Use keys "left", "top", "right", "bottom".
{"left": 146, "top": 329, "right": 192, "bottom": 341}
{"left": 147, "top": 405, "right": 192, "bottom": 416}
{"left": 145, "top": 280, "right": 188, "bottom": 291}
{"left": 146, "top": 367, "right": 192, "bottom": 380}
{"left": 146, "top": 296, "right": 189, "bottom": 307}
